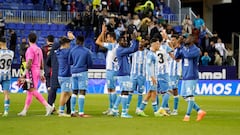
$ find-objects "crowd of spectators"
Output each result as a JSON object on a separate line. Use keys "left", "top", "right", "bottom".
{"left": 1, "top": 0, "right": 236, "bottom": 67}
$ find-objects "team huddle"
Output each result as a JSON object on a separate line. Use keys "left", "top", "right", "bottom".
{"left": 0, "top": 23, "right": 206, "bottom": 121}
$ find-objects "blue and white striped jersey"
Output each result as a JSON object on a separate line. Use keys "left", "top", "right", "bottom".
{"left": 156, "top": 44, "right": 172, "bottom": 74}
{"left": 169, "top": 48, "right": 182, "bottom": 76}
{"left": 146, "top": 50, "right": 158, "bottom": 81}
{"left": 0, "top": 49, "right": 14, "bottom": 80}
{"left": 103, "top": 42, "right": 119, "bottom": 71}
{"left": 130, "top": 49, "right": 148, "bottom": 76}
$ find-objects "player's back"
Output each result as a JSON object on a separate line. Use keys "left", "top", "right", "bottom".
{"left": 26, "top": 44, "right": 43, "bottom": 69}
{"left": 104, "top": 42, "right": 118, "bottom": 71}
{"left": 0, "top": 49, "right": 14, "bottom": 78}
{"left": 156, "top": 46, "right": 170, "bottom": 74}
{"left": 131, "top": 49, "right": 148, "bottom": 76}
{"left": 146, "top": 50, "right": 158, "bottom": 81}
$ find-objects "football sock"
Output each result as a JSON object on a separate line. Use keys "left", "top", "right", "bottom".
{"left": 113, "top": 95, "right": 121, "bottom": 111}
{"left": 32, "top": 90, "right": 49, "bottom": 106}
{"left": 121, "top": 95, "right": 128, "bottom": 114}
{"left": 193, "top": 102, "right": 200, "bottom": 112}
{"left": 152, "top": 101, "right": 158, "bottom": 112}
{"left": 186, "top": 99, "right": 194, "bottom": 116}
{"left": 70, "top": 94, "right": 77, "bottom": 114}
{"left": 173, "top": 95, "right": 179, "bottom": 110}
{"left": 139, "top": 100, "right": 148, "bottom": 111}
{"left": 156, "top": 95, "right": 159, "bottom": 107}
{"left": 4, "top": 99, "right": 10, "bottom": 112}
{"left": 161, "top": 93, "right": 170, "bottom": 108}
{"left": 23, "top": 91, "right": 33, "bottom": 110}
{"left": 59, "top": 105, "right": 65, "bottom": 114}
{"left": 110, "top": 92, "right": 117, "bottom": 109}
{"left": 78, "top": 95, "right": 85, "bottom": 114}
{"left": 137, "top": 94, "right": 143, "bottom": 109}
{"left": 126, "top": 93, "right": 133, "bottom": 110}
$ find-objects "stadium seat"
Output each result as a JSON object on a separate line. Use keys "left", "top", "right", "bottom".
{"left": 33, "top": 23, "right": 41, "bottom": 31}
{"left": 49, "top": 24, "right": 58, "bottom": 31}
{"left": 41, "top": 23, "right": 50, "bottom": 31}
{"left": 57, "top": 24, "right": 66, "bottom": 31}
{"left": 24, "top": 23, "right": 33, "bottom": 30}
{"left": 17, "top": 23, "right": 25, "bottom": 30}
{"left": 7, "top": 23, "right": 17, "bottom": 29}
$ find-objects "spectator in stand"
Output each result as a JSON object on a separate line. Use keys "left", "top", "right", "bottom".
{"left": 9, "top": 29, "right": 17, "bottom": 56}
{"left": 214, "top": 38, "right": 227, "bottom": 64}
{"left": 193, "top": 14, "right": 205, "bottom": 31}
{"left": 70, "top": 0, "right": 77, "bottom": 13}
{"left": 82, "top": 5, "right": 93, "bottom": 37}
{"left": 0, "top": 12, "right": 5, "bottom": 37}
{"left": 61, "top": 0, "right": 69, "bottom": 11}
{"left": 67, "top": 12, "right": 82, "bottom": 31}
{"left": 225, "top": 45, "right": 235, "bottom": 66}
{"left": 199, "top": 32, "right": 211, "bottom": 53}
{"left": 192, "top": 27, "right": 200, "bottom": 46}
{"left": 206, "top": 41, "right": 217, "bottom": 65}
{"left": 182, "top": 15, "right": 192, "bottom": 34}
{"left": 76, "top": 0, "right": 85, "bottom": 12}
{"left": 133, "top": 14, "right": 141, "bottom": 30}
{"left": 139, "top": 17, "right": 151, "bottom": 38}
{"left": 214, "top": 50, "right": 222, "bottom": 66}
{"left": 201, "top": 52, "right": 211, "bottom": 66}
{"left": 19, "top": 38, "right": 29, "bottom": 61}
{"left": 119, "top": 0, "right": 129, "bottom": 16}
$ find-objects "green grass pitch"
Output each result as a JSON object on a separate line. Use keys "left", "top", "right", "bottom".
{"left": 0, "top": 94, "right": 239, "bottom": 135}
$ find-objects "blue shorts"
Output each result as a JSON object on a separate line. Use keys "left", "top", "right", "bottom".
{"left": 0, "top": 80, "right": 10, "bottom": 91}
{"left": 106, "top": 70, "right": 117, "bottom": 89}
{"left": 169, "top": 75, "right": 180, "bottom": 89}
{"left": 146, "top": 80, "right": 157, "bottom": 92}
{"left": 72, "top": 72, "right": 88, "bottom": 90}
{"left": 180, "top": 80, "right": 198, "bottom": 97}
{"left": 131, "top": 75, "right": 146, "bottom": 93}
{"left": 157, "top": 73, "right": 170, "bottom": 93}
{"left": 117, "top": 76, "right": 132, "bottom": 91}
{"left": 58, "top": 77, "right": 72, "bottom": 92}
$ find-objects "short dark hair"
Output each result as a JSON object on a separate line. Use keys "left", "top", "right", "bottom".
{"left": 106, "top": 32, "right": 116, "bottom": 40}
{"left": 28, "top": 32, "right": 37, "bottom": 43}
{"left": 76, "top": 35, "right": 84, "bottom": 45}
{"left": 47, "top": 35, "right": 54, "bottom": 42}
{"left": 0, "top": 36, "right": 6, "bottom": 43}
{"left": 150, "top": 38, "right": 159, "bottom": 44}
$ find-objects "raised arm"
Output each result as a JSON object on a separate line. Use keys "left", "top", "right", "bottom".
{"left": 95, "top": 23, "right": 107, "bottom": 47}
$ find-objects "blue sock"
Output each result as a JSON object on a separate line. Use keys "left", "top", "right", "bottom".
{"left": 109, "top": 93, "right": 112, "bottom": 109}
{"left": 113, "top": 95, "right": 121, "bottom": 111}
{"left": 156, "top": 95, "right": 159, "bottom": 108}
{"left": 70, "top": 94, "right": 77, "bottom": 113}
{"left": 139, "top": 100, "right": 148, "bottom": 111}
{"left": 161, "top": 93, "right": 170, "bottom": 108}
{"left": 193, "top": 102, "right": 200, "bottom": 112}
{"left": 127, "top": 94, "right": 133, "bottom": 110}
{"left": 59, "top": 105, "right": 65, "bottom": 114}
{"left": 121, "top": 95, "right": 128, "bottom": 114}
{"left": 4, "top": 100, "right": 10, "bottom": 112}
{"left": 152, "top": 101, "right": 158, "bottom": 112}
{"left": 137, "top": 94, "right": 143, "bottom": 109}
{"left": 111, "top": 93, "right": 117, "bottom": 109}
{"left": 173, "top": 95, "right": 179, "bottom": 110}
{"left": 186, "top": 99, "right": 194, "bottom": 116}
{"left": 78, "top": 95, "right": 85, "bottom": 114}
